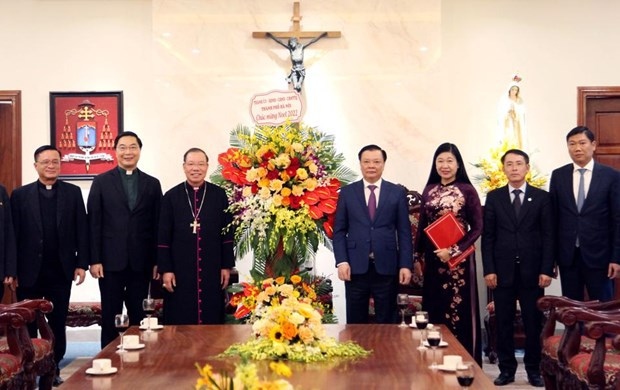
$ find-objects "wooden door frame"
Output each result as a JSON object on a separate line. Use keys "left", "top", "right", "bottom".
{"left": 0, "top": 90, "right": 22, "bottom": 192}
{"left": 577, "top": 86, "right": 620, "bottom": 124}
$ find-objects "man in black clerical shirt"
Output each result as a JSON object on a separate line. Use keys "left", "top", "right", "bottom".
{"left": 88, "top": 132, "right": 162, "bottom": 349}
{"left": 11, "top": 145, "right": 89, "bottom": 386}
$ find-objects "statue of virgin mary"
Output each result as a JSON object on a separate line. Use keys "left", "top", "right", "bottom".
{"left": 497, "top": 75, "right": 526, "bottom": 149}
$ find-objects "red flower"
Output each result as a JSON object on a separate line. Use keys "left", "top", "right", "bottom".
{"left": 289, "top": 195, "right": 302, "bottom": 209}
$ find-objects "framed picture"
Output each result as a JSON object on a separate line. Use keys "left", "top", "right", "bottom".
{"left": 50, "top": 91, "right": 123, "bottom": 180}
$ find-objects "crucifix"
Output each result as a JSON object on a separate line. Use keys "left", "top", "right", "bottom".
{"left": 253, "top": 1, "right": 341, "bottom": 92}
{"left": 190, "top": 220, "right": 200, "bottom": 234}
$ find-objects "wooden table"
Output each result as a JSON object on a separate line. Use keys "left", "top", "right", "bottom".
{"left": 62, "top": 324, "right": 495, "bottom": 389}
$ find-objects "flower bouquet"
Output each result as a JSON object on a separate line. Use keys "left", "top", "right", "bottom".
{"left": 229, "top": 274, "right": 336, "bottom": 324}
{"left": 210, "top": 121, "right": 356, "bottom": 277}
{"left": 221, "top": 294, "right": 369, "bottom": 363}
{"left": 472, "top": 140, "right": 547, "bottom": 194}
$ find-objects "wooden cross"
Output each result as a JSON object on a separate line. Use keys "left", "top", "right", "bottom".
{"left": 190, "top": 220, "right": 200, "bottom": 234}
{"left": 252, "top": 1, "right": 341, "bottom": 40}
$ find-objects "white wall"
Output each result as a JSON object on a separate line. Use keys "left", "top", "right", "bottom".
{"left": 3, "top": 0, "right": 620, "bottom": 321}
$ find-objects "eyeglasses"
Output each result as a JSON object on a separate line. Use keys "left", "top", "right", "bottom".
{"left": 37, "top": 159, "right": 61, "bottom": 166}
{"left": 117, "top": 145, "right": 140, "bottom": 152}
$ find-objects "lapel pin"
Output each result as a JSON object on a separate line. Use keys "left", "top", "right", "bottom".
{"left": 527, "top": 198, "right": 532, "bottom": 202}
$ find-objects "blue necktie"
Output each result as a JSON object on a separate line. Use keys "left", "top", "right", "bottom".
{"left": 368, "top": 185, "right": 377, "bottom": 220}
{"left": 577, "top": 168, "right": 586, "bottom": 212}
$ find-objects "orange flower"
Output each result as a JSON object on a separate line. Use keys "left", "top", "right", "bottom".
{"left": 281, "top": 321, "right": 298, "bottom": 340}
{"left": 290, "top": 275, "right": 302, "bottom": 284}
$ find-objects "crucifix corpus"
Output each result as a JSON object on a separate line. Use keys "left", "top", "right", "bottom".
{"left": 253, "top": 1, "right": 341, "bottom": 93}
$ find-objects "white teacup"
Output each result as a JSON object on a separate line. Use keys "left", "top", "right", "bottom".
{"left": 140, "top": 317, "right": 158, "bottom": 327}
{"left": 123, "top": 335, "right": 140, "bottom": 348}
{"left": 92, "top": 358, "right": 112, "bottom": 372}
{"left": 443, "top": 355, "right": 462, "bottom": 370}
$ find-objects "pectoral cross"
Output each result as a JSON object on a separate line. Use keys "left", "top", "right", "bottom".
{"left": 190, "top": 220, "right": 200, "bottom": 234}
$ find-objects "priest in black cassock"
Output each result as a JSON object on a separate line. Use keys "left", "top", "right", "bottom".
{"left": 157, "top": 147, "right": 235, "bottom": 324}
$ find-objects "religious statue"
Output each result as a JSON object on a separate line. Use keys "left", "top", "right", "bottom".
{"left": 497, "top": 75, "right": 526, "bottom": 149}
{"left": 266, "top": 32, "right": 327, "bottom": 93}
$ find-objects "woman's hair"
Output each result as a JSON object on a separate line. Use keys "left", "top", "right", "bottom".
{"left": 424, "top": 142, "right": 473, "bottom": 186}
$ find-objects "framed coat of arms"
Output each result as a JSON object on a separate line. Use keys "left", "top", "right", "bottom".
{"left": 50, "top": 91, "right": 123, "bottom": 180}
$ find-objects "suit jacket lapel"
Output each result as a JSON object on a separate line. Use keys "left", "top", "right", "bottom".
{"left": 29, "top": 183, "right": 43, "bottom": 234}
{"left": 354, "top": 181, "right": 370, "bottom": 221}
{"left": 376, "top": 181, "right": 391, "bottom": 218}
{"left": 134, "top": 170, "right": 147, "bottom": 211}
{"left": 518, "top": 185, "right": 534, "bottom": 222}
{"left": 111, "top": 169, "right": 130, "bottom": 211}
{"left": 56, "top": 181, "right": 65, "bottom": 227}
{"left": 498, "top": 185, "right": 519, "bottom": 224}
{"left": 583, "top": 163, "right": 602, "bottom": 211}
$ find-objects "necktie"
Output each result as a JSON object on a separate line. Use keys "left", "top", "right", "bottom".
{"left": 368, "top": 185, "right": 377, "bottom": 220}
{"left": 577, "top": 168, "right": 586, "bottom": 212}
{"left": 512, "top": 189, "right": 522, "bottom": 216}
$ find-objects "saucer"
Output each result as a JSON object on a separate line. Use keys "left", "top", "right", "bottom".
{"left": 436, "top": 364, "right": 457, "bottom": 372}
{"left": 423, "top": 340, "right": 448, "bottom": 348}
{"left": 85, "top": 367, "right": 118, "bottom": 375}
{"left": 408, "top": 323, "right": 417, "bottom": 328}
{"left": 117, "top": 343, "right": 145, "bottom": 350}
{"left": 139, "top": 324, "right": 164, "bottom": 330}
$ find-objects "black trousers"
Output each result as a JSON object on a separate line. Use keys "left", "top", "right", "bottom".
{"left": 98, "top": 267, "right": 150, "bottom": 348}
{"left": 345, "top": 262, "right": 398, "bottom": 324}
{"left": 560, "top": 248, "right": 613, "bottom": 302}
{"left": 18, "top": 278, "right": 72, "bottom": 369}
{"left": 493, "top": 267, "right": 543, "bottom": 376}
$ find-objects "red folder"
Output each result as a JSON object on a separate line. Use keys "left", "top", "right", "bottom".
{"left": 423, "top": 211, "right": 474, "bottom": 269}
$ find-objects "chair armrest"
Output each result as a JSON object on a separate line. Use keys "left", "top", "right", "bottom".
{"left": 537, "top": 296, "right": 620, "bottom": 340}
{"left": 582, "top": 321, "right": 620, "bottom": 387}
{"left": 5, "top": 299, "right": 55, "bottom": 344}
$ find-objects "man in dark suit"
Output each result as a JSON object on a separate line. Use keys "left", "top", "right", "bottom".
{"left": 550, "top": 126, "right": 620, "bottom": 302}
{"left": 482, "top": 149, "right": 553, "bottom": 387}
{"left": 333, "top": 144, "right": 412, "bottom": 324}
{"left": 0, "top": 183, "right": 16, "bottom": 303}
{"left": 11, "top": 145, "right": 89, "bottom": 386}
{"left": 88, "top": 132, "right": 162, "bottom": 348}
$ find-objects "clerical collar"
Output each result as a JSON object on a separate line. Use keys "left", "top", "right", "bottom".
{"left": 117, "top": 166, "right": 138, "bottom": 175}
{"left": 186, "top": 181, "right": 206, "bottom": 191}
{"left": 37, "top": 180, "right": 57, "bottom": 191}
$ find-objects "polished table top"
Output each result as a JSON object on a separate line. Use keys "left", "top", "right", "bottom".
{"left": 62, "top": 324, "right": 495, "bottom": 389}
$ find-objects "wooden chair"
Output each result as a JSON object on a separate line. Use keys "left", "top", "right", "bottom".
{"left": 537, "top": 296, "right": 620, "bottom": 389}
{"left": 0, "top": 307, "right": 31, "bottom": 390}
{"left": 483, "top": 297, "right": 529, "bottom": 364}
{"left": 0, "top": 300, "right": 55, "bottom": 390}
{"left": 556, "top": 307, "right": 620, "bottom": 389}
